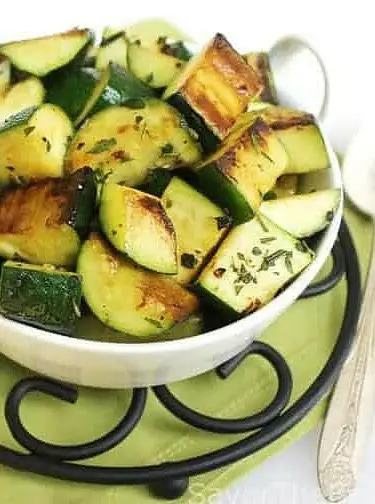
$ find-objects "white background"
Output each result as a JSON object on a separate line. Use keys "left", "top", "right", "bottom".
{"left": 1, "top": 0, "right": 375, "bottom": 501}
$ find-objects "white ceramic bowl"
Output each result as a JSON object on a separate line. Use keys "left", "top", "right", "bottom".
{"left": 0, "top": 134, "right": 342, "bottom": 389}
{"left": 0, "top": 27, "right": 342, "bottom": 389}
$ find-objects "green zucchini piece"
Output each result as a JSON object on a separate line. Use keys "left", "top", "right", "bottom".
{"left": 77, "top": 233, "right": 199, "bottom": 338}
{"left": 0, "top": 168, "right": 96, "bottom": 266}
{"left": 96, "top": 35, "right": 128, "bottom": 70}
{"left": 0, "top": 29, "right": 94, "bottom": 77}
{"left": 256, "top": 105, "right": 330, "bottom": 173}
{"left": 196, "top": 117, "right": 288, "bottom": 224}
{"left": 160, "top": 177, "right": 230, "bottom": 284}
{"left": 100, "top": 183, "right": 177, "bottom": 274}
{"left": 0, "top": 77, "right": 45, "bottom": 123}
{"left": 0, "top": 104, "right": 73, "bottom": 185}
{"left": 103, "top": 18, "right": 193, "bottom": 47}
{"left": 0, "top": 56, "right": 11, "bottom": 96}
{"left": 81, "top": 63, "right": 155, "bottom": 123}
{"left": 163, "top": 33, "right": 262, "bottom": 151}
{"left": 260, "top": 189, "right": 341, "bottom": 238}
{"left": 244, "top": 53, "right": 278, "bottom": 104}
{"left": 45, "top": 67, "right": 99, "bottom": 123}
{"left": 0, "top": 261, "right": 82, "bottom": 335}
{"left": 127, "top": 42, "right": 186, "bottom": 88}
{"left": 66, "top": 100, "right": 201, "bottom": 186}
{"left": 196, "top": 215, "right": 314, "bottom": 315}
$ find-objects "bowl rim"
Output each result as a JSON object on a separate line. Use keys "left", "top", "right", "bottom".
{"left": 0, "top": 125, "right": 343, "bottom": 356}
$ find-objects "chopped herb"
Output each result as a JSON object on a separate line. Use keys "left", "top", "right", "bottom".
{"left": 213, "top": 267, "right": 226, "bottom": 278}
{"left": 295, "top": 241, "right": 307, "bottom": 253}
{"left": 161, "top": 143, "right": 174, "bottom": 155}
{"left": 77, "top": 142, "right": 85, "bottom": 150}
{"left": 88, "top": 138, "right": 117, "bottom": 154}
{"left": 24, "top": 126, "right": 35, "bottom": 136}
{"left": 326, "top": 210, "right": 334, "bottom": 222}
{"left": 237, "top": 252, "right": 246, "bottom": 261}
{"left": 135, "top": 115, "right": 143, "bottom": 124}
{"left": 239, "top": 263, "right": 247, "bottom": 274}
{"left": 215, "top": 214, "right": 232, "bottom": 230}
{"left": 164, "top": 198, "right": 173, "bottom": 209}
{"left": 259, "top": 249, "right": 288, "bottom": 272}
{"left": 285, "top": 252, "right": 294, "bottom": 274}
{"left": 111, "top": 230, "right": 117, "bottom": 236}
{"left": 259, "top": 150, "right": 274, "bottom": 163}
{"left": 235, "top": 285, "right": 244, "bottom": 295}
{"left": 181, "top": 253, "right": 198, "bottom": 269}
{"left": 157, "top": 36, "right": 167, "bottom": 45}
{"left": 134, "top": 39, "right": 141, "bottom": 46}
{"left": 263, "top": 191, "right": 277, "bottom": 201}
{"left": 144, "top": 73, "right": 154, "bottom": 84}
{"left": 230, "top": 258, "right": 239, "bottom": 273}
{"left": 260, "top": 236, "right": 276, "bottom": 244}
{"left": 258, "top": 217, "right": 269, "bottom": 233}
{"left": 124, "top": 98, "right": 145, "bottom": 109}
{"left": 252, "top": 246, "right": 262, "bottom": 256}
{"left": 144, "top": 317, "right": 163, "bottom": 329}
{"left": 42, "top": 137, "right": 51, "bottom": 152}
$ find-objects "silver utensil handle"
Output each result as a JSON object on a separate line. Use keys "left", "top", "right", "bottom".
{"left": 318, "top": 218, "right": 375, "bottom": 502}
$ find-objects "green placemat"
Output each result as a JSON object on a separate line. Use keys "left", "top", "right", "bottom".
{"left": 0, "top": 203, "right": 372, "bottom": 504}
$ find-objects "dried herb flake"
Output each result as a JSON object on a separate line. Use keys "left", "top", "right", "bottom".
{"left": 88, "top": 138, "right": 117, "bottom": 154}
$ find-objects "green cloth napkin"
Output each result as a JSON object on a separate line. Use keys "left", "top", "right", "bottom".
{"left": 0, "top": 203, "right": 372, "bottom": 504}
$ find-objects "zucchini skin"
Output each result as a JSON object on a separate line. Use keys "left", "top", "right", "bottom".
{"left": 90, "top": 63, "right": 155, "bottom": 116}
{"left": 45, "top": 67, "right": 99, "bottom": 122}
{"left": 167, "top": 93, "right": 221, "bottom": 153}
{"left": 0, "top": 261, "right": 82, "bottom": 335}
{"left": 196, "top": 164, "right": 254, "bottom": 224}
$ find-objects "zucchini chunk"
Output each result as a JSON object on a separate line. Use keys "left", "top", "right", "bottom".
{"left": 0, "top": 56, "right": 11, "bottom": 96}
{"left": 0, "top": 104, "right": 73, "bottom": 185}
{"left": 260, "top": 189, "right": 341, "bottom": 238}
{"left": 160, "top": 177, "right": 230, "bottom": 284}
{"left": 196, "top": 215, "right": 314, "bottom": 315}
{"left": 77, "top": 233, "right": 199, "bottom": 338}
{"left": 0, "top": 77, "right": 45, "bottom": 123}
{"left": 100, "top": 183, "right": 177, "bottom": 274}
{"left": 0, "top": 29, "right": 93, "bottom": 77}
{"left": 45, "top": 67, "right": 100, "bottom": 123}
{"left": 196, "top": 117, "right": 288, "bottom": 223}
{"left": 0, "top": 261, "right": 82, "bottom": 335}
{"left": 244, "top": 52, "right": 278, "bottom": 104}
{"left": 96, "top": 35, "right": 128, "bottom": 70}
{"left": 272, "top": 174, "right": 298, "bottom": 199}
{"left": 80, "top": 63, "right": 155, "bottom": 123}
{"left": 65, "top": 100, "right": 201, "bottom": 186}
{"left": 258, "top": 105, "right": 330, "bottom": 173}
{"left": 127, "top": 42, "right": 186, "bottom": 88}
{"left": 102, "top": 18, "right": 193, "bottom": 47}
{"left": 0, "top": 168, "right": 96, "bottom": 266}
{"left": 163, "top": 34, "right": 262, "bottom": 151}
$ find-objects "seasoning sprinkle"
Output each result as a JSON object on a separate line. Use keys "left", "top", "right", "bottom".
{"left": 260, "top": 236, "right": 276, "bottom": 244}
{"left": 88, "top": 138, "right": 117, "bottom": 154}
{"left": 144, "top": 317, "right": 163, "bottom": 329}
{"left": 24, "top": 126, "right": 35, "bottom": 136}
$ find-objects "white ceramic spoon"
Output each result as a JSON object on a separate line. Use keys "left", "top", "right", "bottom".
{"left": 318, "top": 125, "right": 375, "bottom": 502}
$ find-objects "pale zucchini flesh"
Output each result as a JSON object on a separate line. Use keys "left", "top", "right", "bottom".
{"left": 0, "top": 57, "right": 11, "bottom": 96}
{"left": 0, "top": 29, "right": 93, "bottom": 77}
{"left": 161, "top": 177, "right": 230, "bottom": 284}
{"left": 96, "top": 36, "right": 128, "bottom": 70}
{"left": 77, "top": 233, "right": 199, "bottom": 338}
{"left": 196, "top": 215, "right": 314, "bottom": 314}
{"left": 100, "top": 183, "right": 178, "bottom": 274}
{"left": 0, "top": 104, "right": 73, "bottom": 185}
{"left": 127, "top": 43, "right": 185, "bottom": 88}
{"left": 0, "top": 77, "right": 45, "bottom": 124}
{"left": 260, "top": 189, "right": 341, "bottom": 238}
{"left": 65, "top": 100, "right": 201, "bottom": 186}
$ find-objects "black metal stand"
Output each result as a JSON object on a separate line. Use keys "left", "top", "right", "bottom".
{"left": 0, "top": 220, "right": 361, "bottom": 500}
